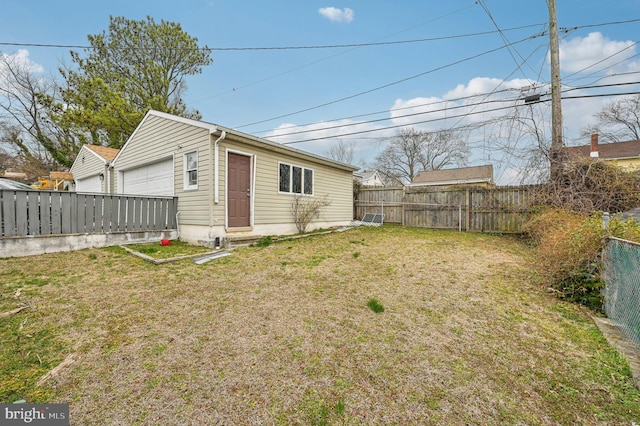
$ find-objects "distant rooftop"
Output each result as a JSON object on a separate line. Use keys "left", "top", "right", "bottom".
{"left": 565, "top": 134, "right": 640, "bottom": 160}
{"left": 411, "top": 165, "right": 493, "bottom": 186}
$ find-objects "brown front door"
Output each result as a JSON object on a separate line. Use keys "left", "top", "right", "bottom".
{"left": 228, "top": 153, "right": 251, "bottom": 227}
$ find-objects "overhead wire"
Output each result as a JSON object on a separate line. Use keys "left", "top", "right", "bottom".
{"left": 231, "top": 17, "right": 638, "bottom": 130}
{"left": 233, "top": 33, "right": 542, "bottom": 129}
{"left": 477, "top": 0, "right": 537, "bottom": 81}
{"left": 1, "top": 18, "right": 638, "bottom": 52}
{"left": 251, "top": 86, "right": 525, "bottom": 135}
{"left": 275, "top": 84, "right": 640, "bottom": 145}
{"left": 187, "top": 3, "right": 480, "bottom": 104}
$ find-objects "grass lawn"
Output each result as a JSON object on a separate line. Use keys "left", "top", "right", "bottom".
{"left": 1, "top": 225, "right": 639, "bottom": 424}
{"left": 124, "top": 240, "right": 214, "bottom": 259}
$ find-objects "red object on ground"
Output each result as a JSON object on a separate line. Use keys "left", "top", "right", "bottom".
{"left": 160, "top": 239, "right": 171, "bottom": 246}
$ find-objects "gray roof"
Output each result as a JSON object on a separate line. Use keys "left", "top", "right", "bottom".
{"left": 411, "top": 165, "right": 493, "bottom": 185}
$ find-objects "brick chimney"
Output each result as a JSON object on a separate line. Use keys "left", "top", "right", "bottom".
{"left": 590, "top": 132, "right": 599, "bottom": 158}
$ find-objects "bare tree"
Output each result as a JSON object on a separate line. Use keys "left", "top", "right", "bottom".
{"left": 374, "top": 127, "right": 469, "bottom": 184}
{"left": 324, "top": 139, "right": 356, "bottom": 165}
{"left": 0, "top": 51, "right": 78, "bottom": 169}
{"left": 585, "top": 94, "right": 640, "bottom": 142}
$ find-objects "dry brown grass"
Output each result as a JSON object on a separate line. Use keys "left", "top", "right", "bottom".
{"left": 1, "top": 225, "right": 639, "bottom": 424}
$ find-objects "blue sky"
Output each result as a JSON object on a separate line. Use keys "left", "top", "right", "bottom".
{"left": 1, "top": 1, "right": 639, "bottom": 183}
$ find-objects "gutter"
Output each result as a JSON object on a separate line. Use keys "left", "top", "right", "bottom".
{"left": 212, "top": 130, "right": 227, "bottom": 204}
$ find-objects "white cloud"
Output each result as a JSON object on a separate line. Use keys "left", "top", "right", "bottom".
{"left": 0, "top": 49, "right": 44, "bottom": 87}
{"left": 390, "top": 77, "right": 538, "bottom": 131}
{"left": 266, "top": 31, "right": 640, "bottom": 183}
{"left": 0, "top": 49, "right": 43, "bottom": 74}
{"left": 559, "top": 32, "right": 636, "bottom": 74}
{"left": 318, "top": 7, "right": 354, "bottom": 23}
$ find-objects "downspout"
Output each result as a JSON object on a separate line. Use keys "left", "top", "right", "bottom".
{"left": 212, "top": 130, "right": 227, "bottom": 204}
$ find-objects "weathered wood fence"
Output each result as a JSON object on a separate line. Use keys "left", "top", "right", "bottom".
{"left": 355, "top": 186, "right": 533, "bottom": 233}
{"left": 1, "top": 190, "right": 178, "bottom": 237}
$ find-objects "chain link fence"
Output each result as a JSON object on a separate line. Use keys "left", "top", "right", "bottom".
{"left": 602, "top": 237, "right": 640, "bottom": 349}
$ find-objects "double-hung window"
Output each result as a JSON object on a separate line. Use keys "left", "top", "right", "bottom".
{"left": 184, "top": 151, "right": 198, "bottom": 190}
{"left": 279, "top": 162, "right": 313, "bottom": 195}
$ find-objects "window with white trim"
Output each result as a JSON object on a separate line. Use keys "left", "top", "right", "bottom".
{"left": 279, "top": 162, "right": 313, "bottom": 195}
{"left": 184, "top": 151, "right": 198, "bottom": 190}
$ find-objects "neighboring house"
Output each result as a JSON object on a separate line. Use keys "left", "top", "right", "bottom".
{"left": 111, "top": 110, "right": 359, "bottom": 243}
{"left": 70, "top": 144, "right": 120, "bottom": 193}
{"left": 408, "top": 165, "right": 494, "bottom": 188}
{"left": 355, "top": 170, "right": 384, "bottom": 187}
{"left": 565, "top": 133, "right": 640, "bottom": 170}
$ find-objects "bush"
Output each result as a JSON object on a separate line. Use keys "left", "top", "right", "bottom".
{"left": 291, "top": 196, "right": 331, "bottom": 233}
{"left": 534, "top": 158, "right": 640, "bottom": 214}
{"left": 524, "top": 208, "right": 640, "bottom": 310}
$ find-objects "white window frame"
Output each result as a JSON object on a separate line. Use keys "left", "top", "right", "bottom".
{"left": 184, "top": 151, "right": 198, "bottom": 191}
{"left": 278, "top": 161, "right": 314, "bottom": 196}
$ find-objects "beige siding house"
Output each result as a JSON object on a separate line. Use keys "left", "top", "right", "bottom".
{"left": 565, "top": 133, "right": 640, "bottom": 170}
{"left": 70, "top": 144, "right": 119, "bottom": 193}
{"left": 112, "top": 110, "right": 358, "bottom": 244}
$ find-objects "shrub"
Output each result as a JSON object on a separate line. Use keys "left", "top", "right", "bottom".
{"left": 524, "top": 208, "right": 640, "bottom": 310}
{"left": 254, "top": 236, "right": 272, "bottom": 247}
{"left": 291, "top": 196, "right": 331, "bottom": 233}
{"left": 534, "top": 158, "right": 640, "bottom": 214}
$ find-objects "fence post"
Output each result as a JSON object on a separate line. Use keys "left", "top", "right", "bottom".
{"left": 465, "top": 188, "right": 471, "bottom": 232}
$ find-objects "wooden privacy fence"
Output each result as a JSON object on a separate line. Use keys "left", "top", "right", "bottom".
{"left": 1, "top": 190, "right": 178, "bottom": 237}
{"left": 355, "top": 186, "right": 533, "bottom": 233}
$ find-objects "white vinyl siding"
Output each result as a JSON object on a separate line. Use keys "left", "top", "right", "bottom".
{"left": 70, "top": 146, "right": 107, "bottom": 193}
{"left": 113, "top": 114, "right": 212, "bottom": 226}
{"left": 220, "top": 137, "right": 353, "bottom": 227}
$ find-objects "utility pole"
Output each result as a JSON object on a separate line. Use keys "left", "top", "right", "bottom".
{"left": 548, "top": 0, "right": 564, "bottom": 180}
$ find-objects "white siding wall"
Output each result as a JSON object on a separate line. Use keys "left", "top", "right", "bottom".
{"left": 220, "top": 136, "right": 354, "bottom": 228}
{"left": 114, "top": 113, "right": 354, "bottom": 242}
{"left": 70, "top": 147, "right": 107, "bottom": 193}
{"left": 114, "top": 114, "right": 212, "bottom": 227}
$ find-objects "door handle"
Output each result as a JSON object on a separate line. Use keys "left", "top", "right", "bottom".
{"left": 246, "top": 189, "right": 251, "bottom": 197}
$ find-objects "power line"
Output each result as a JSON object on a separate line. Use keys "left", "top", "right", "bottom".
{"left": 477, "top": 0, "right": 538, "bottom": 81}
{"left": 563, "top": 40, "right": 640, "bottom": 81}
{"left": 278, "top": 89, "right": 640, "bottom": 145}
{"left": 236, "top": 17, "right": 639, "bottom": 131}
{"left": 251, "top": 86, "right": 524, "bottom": 135}
{"left": 263, "top": 81, "right": 639, "bottom": 141}
{"left": 0, "top": 26, "right": 543, "bottom": 52}
{"left": 234, "top": 34, "right": 540, "bottom": 129}
{"left": 270, "top": 97, "right": 521, "bottom": 138}
{"left": 1, "top": 18, "right": 638, "bottom": 52}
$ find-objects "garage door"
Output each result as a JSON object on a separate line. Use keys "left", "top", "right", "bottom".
{"left": 76, "top": 175, "right": 102, "bottom": 193}
{"left": 122, "top": 158, "right": 173, "bottom": 196}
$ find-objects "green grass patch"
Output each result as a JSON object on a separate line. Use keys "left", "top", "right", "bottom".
{"left": 125, "top": 240, "right": 212, "bottom": 259}
{"left": 367, "top": 298, "right": 385, "bottom": 313}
